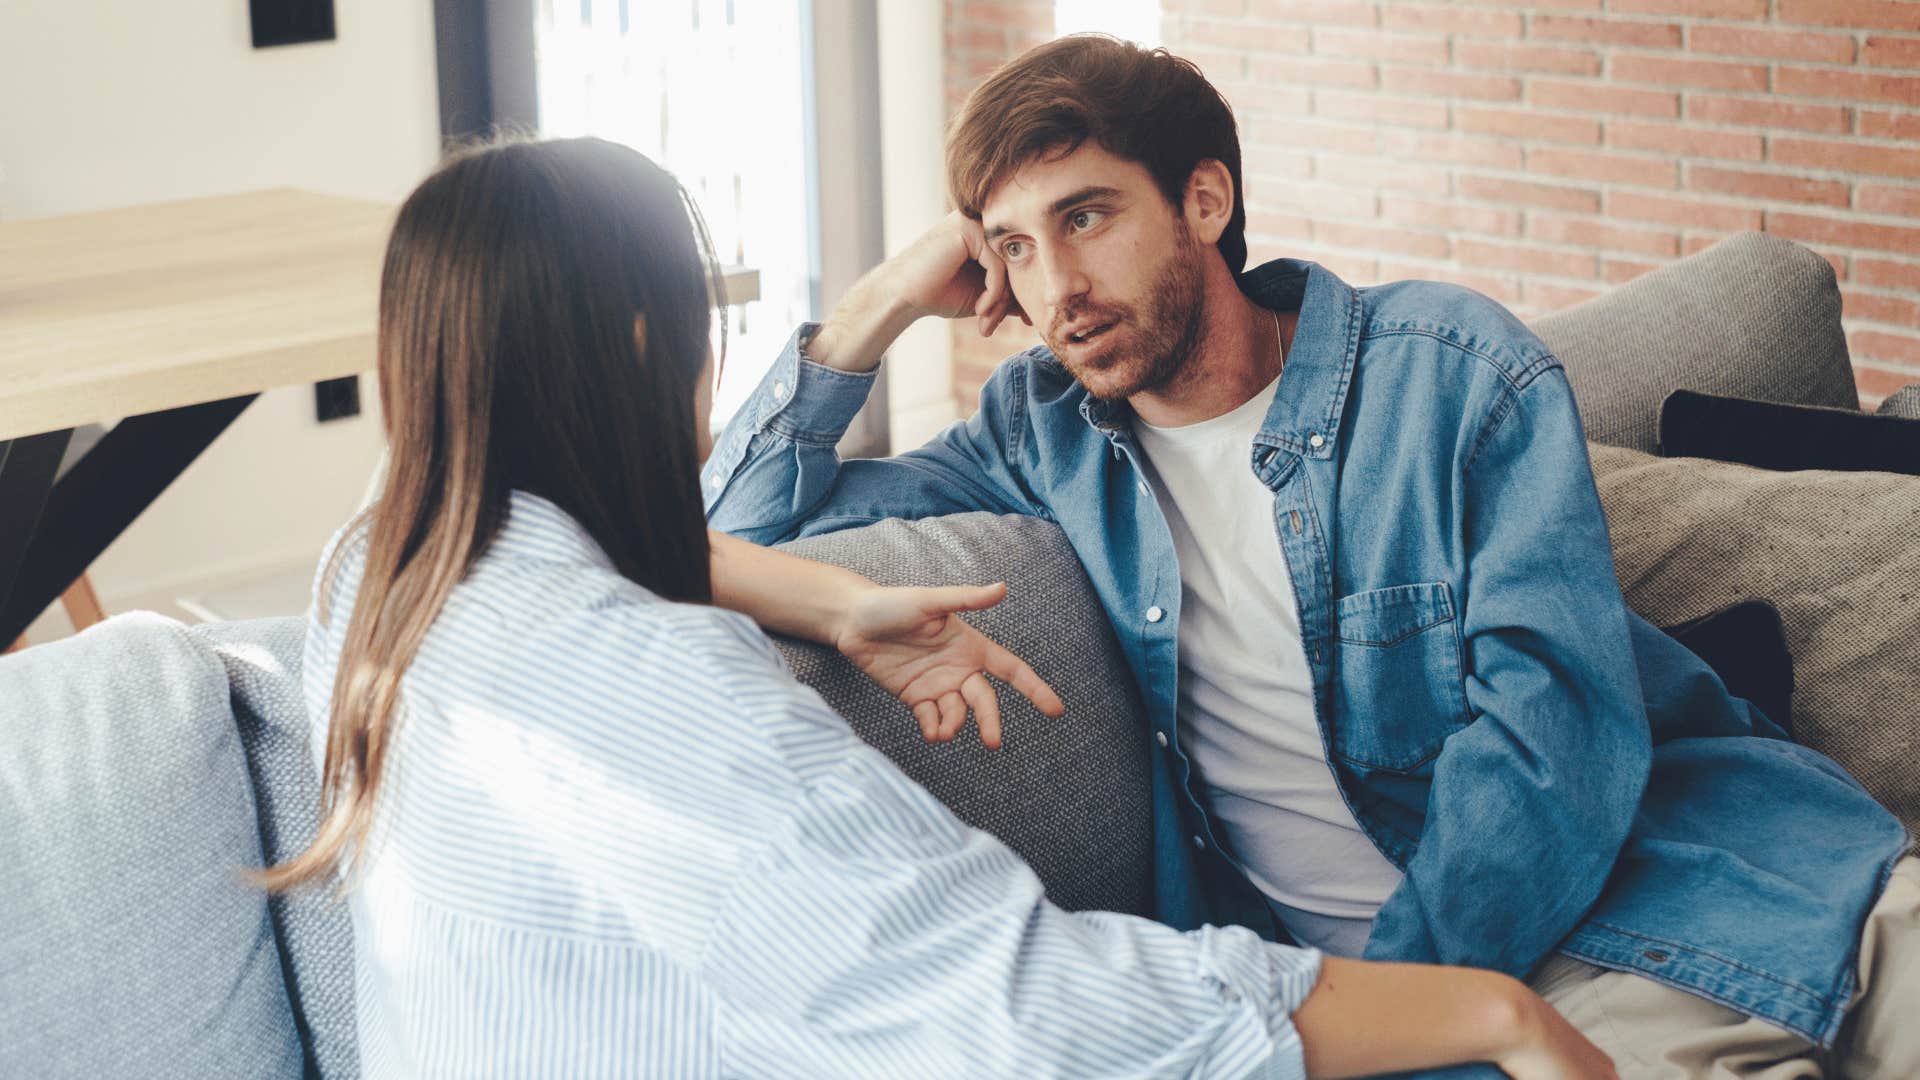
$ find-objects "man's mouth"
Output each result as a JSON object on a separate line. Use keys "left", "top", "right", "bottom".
{"left": 1064, "top": 322, "right": 1114, "bottom": 345}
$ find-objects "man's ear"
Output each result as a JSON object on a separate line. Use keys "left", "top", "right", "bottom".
{"left": 1183, "top": 159, "right": 1235, "bottom": 246}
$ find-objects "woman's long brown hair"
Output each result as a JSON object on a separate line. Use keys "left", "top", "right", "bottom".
{"left": 259, "top": 137, "right": 724, "bottom": 891}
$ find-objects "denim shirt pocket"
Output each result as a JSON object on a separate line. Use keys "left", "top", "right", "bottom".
{"left": 1329, "top": 582, "right": 1471, "bottom": 773}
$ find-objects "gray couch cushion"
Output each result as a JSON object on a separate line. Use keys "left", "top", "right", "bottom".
{"left": 0, "top": 613, "right": 304, "bottom": 1078}
{"left": 1879, "top": 383, "right": 1920, "bottom": 420}
{"left": 1536, "top": 232, "right": 1859, "bottom": 453}
{"left": 776, "top": 513, "right": 1155, "bottom": 917}
{"left": 194, "top": 617, "right": 359, "bottom": 1080}
{"left": 1591, "top": 445, "right": 1920, "bottom": 843}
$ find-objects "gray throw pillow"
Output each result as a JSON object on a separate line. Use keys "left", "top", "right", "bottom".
{"left": 776, "top": 513, "right": 1155, "bottom": 917}
{"left": 1536, "top": 232, "right": 1857, "bottom": 453}
{"left": 0, "top": 613, "right": 304, "bottom": 1078}
{"left": 1591, "top": 445, "right": 1920, "bottom": 843}
{"left": 1879, "top": 383, "right": 1920, "bottom": 420}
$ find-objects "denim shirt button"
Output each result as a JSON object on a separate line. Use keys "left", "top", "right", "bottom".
{"left": 1191, "top": 835, "right": 1206, "bottom": 850}
{"left": 1146, "top": 605, "right": 1165, "bottom": 623}
{"left": 1308, "top": 432, "right": 1326, "bottom": 449}
{"left": 772, "top": 380, "right": 786, "bottom": 399}
{"left": 1156, "top": 731, "right": 1169, "bottom": 748}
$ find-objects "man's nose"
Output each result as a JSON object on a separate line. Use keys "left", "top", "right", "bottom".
{"left": 1039, "top": 248, "right": 1089, "bottom": 314}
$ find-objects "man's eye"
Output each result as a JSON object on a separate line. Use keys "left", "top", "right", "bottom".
{"left": 1069, "top": 210, "right": 1103, "bottom": 231}
{"left": 1002, "top": 240, "right": 1026, "bottom": 260}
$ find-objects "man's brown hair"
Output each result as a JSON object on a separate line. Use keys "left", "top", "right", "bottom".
{"left": 946, "top": 34, "right": 1248, "bottom": 273}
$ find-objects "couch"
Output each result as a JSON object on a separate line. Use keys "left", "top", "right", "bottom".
{"left": 3, "top": 232, "right": 1915, "bottom": 1079}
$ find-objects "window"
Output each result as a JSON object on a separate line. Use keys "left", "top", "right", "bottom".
{"left": 534, "top": 0, "right": 812, "bottom": 425}
{"left": 1054, "top": 0, "right": 1159, "bottom": 45}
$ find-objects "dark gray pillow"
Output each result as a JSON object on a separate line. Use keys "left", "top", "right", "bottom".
{"left": 1591, "top": 445, "right": 1920, "bottom": 844}
{"left": 194, "top": 617, "right": 359, "bottom": 1080}
{"left": 776, "top": 513, "right": 1155, "bottom": 917}
{"left": 0, "top": 613, "right": 305, "bottom": 1078}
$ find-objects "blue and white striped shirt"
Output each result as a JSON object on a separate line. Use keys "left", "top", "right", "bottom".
{"left": 306, "top": 491, "right": 1322, "bottom": 1078}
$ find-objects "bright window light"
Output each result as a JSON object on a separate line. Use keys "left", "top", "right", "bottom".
{"left": 1055, "top": 0, "right": 1161, "bottom": 45}
{"left": 534, "top": 0, "right": 811, "bottom": 427}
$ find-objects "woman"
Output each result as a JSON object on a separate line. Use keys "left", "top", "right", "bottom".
{"left": 266, "top": 137, "right": 1611, "bottom": 1079}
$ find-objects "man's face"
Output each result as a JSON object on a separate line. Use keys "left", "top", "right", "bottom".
{"left": 980, "top": 143, "right": 1208, "bottom": 401}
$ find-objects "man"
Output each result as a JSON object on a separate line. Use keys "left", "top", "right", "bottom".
{"left": 705, "top": 35, "right": 1917, "bottom": 1077}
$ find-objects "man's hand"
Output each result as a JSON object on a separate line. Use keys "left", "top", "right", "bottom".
{"left": 834, "top": 581, "right": 1065, "bottom": 749}
{"left": 805, "top": 212, "right": 1029, "bottom": 374}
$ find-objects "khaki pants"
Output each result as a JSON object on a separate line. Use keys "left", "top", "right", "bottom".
{"left": 1528, "top": 856, "right": 1920, "bottom": 1079}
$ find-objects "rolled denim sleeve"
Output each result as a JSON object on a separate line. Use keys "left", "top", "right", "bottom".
{"left": 703, "top": 325, "right": 1045, "bottom": 545}
{"left": 1363, "top": 363, "right": 1652, "bottom": 978}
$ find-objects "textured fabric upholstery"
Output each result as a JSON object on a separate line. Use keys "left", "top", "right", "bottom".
{"left": 0, "top": 613, "right": 304, "bottom": 1078}
{"left": 194, "top": 617, "right": 360, "bottom": 1080}
{"left": 1591, "top": 444, "right": 1920, "bottom": 844}
{"left": 775, "top": 512, "right": 1156, "bottom": 917}
{"left": 1879, "top": 383, "right": 1920, "bottom": 420}
{"left": 1534, "top": 232, "right": 1859, "bottom": 453}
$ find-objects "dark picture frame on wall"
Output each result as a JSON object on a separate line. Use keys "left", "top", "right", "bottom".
{"left": 250, "top": 0, "right": 337, "bottom": 49}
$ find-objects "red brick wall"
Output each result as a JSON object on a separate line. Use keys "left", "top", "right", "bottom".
{"left": 943, "top": 0, "right": 1920, "bottom": 412}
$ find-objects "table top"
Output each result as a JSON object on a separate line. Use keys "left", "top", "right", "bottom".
{"left": 0, "top": 189, "right": 762, "bottom": 442}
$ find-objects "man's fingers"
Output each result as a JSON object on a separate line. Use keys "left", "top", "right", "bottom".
{"left": 912, "top": 700, "right": 940, "bottom": 743}
{"left": 976, "top": 244, "right": 1012, "bottom": 336}
{"left": 962, "top": 671, "right": 1003, "bottom": 750}
{"left": 986, "top": 645, "right": 1067, "bottom": 718}
{"left": 936, "top": 692, "right": 967, "bottom": 742}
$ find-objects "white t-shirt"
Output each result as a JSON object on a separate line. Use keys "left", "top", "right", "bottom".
{"left": 1133, "top": 373, "right": 1405, "bottom": 957}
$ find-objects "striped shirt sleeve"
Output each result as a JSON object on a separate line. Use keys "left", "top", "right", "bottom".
{"left": 686, "top": 630, "right": 1324, "bottom": 1079}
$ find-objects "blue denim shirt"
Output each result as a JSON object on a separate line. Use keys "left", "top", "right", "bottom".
{"left": 703, "top": 258, "right": 1909, "bottom": 1048}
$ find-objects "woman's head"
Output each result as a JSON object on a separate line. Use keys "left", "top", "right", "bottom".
{"left": 378, "top": 136, "right": 722, "bottom": 596}
{"left": 262, "top": 137, "right": 722, "bottom": 891}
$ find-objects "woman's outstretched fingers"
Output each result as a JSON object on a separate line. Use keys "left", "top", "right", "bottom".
{"left": 986, "top": 643, "right": 1066, "bottom": 718}
{"left": 923, "top": 581, "right": 1008, "bottom": 616}
{"left": 936, "top": 691, "right": 967, "bottom": 742}
{"left": 912, "top": 700, "right": 940, "bottom": 743}
{"left": 962, "top": 671, "right": 1003, "bottom": 749}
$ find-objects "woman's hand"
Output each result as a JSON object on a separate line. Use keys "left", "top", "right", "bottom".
{"left": 835, "top": 581, "right": 1066, "bottom": 749}
{"left": 1493, "top": 988, "right": 1619, "bottom": 1080}
{"left": 1293, "top": 958, "right": 1616, "bottom": 1080}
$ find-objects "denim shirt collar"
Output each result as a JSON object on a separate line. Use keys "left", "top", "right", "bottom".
{"left": 1076, "top": 258, "right": 1362, "bottom": 467}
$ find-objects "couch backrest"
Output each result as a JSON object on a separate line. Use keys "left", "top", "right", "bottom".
{"left": 773, "top": 512, "right": 1156, "bottom": 917}
{"left": 1534, "top": 231, "right": 1858, "bottom": 453}
{"left": 193, "top": 617, "right": 360, "bottom": 1080}
{"left": 0, "top": 614, "right": 306, "bottom": 1079}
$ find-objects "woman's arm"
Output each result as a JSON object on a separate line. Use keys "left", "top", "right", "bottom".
{"left": 1296, "top": 957, "right": 1615, "bottom": 1079}
{"left": 708, "top": 528, "right": 865, "bottom": 645}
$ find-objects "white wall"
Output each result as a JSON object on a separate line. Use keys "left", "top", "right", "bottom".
{"left": 2, "top": 0, "right": 440, "bottom": 639}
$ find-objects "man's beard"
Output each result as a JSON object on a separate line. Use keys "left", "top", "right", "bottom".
{"left": 1050, "top": 222, "right": 1207, "bottom": 403}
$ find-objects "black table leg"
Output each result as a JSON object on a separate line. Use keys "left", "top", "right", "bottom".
{"left": 0, "top": 430, "right": 75, "bottom": 639}
{"left": 0, "top": 394, "right": 257, "bottom": 644}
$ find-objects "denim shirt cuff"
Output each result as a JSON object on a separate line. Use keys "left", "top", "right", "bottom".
{"left": 753, "top": 322, "right": 879, "bottom": 441}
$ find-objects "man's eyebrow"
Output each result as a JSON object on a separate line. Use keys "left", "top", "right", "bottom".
{"left": 1047, "top": 186, "right": 1123, "bottom": 217}
{"left": 983, "top": 186, "right": 1126, "bottom": 242}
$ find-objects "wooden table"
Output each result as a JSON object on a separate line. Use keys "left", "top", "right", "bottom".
{"left": 0, "top": 188, "right": 760, "bottom": 643}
